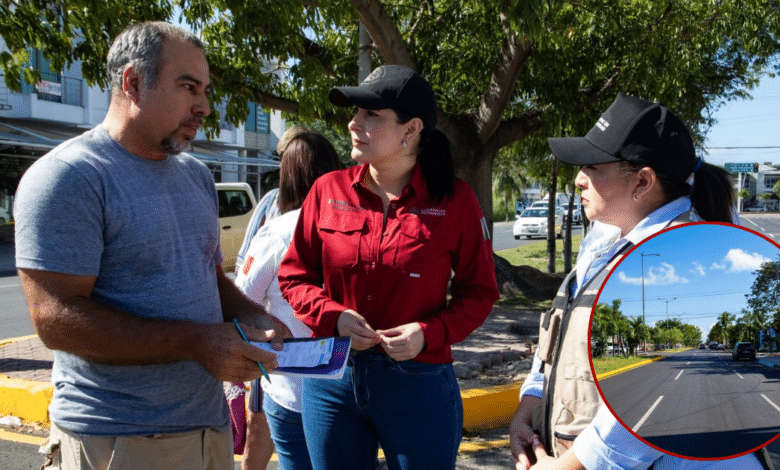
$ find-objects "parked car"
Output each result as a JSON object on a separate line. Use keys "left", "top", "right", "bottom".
{"left": 699, "top": 344, "right": 706, "bottom": 349}
{"left": 732, "top": 342, "right": 757, "bottom": 361}
{"left": 216, "top": 182, "right": 257, "bottom": 272}
{"left": 561, "top": 203, "right": 582, "bottom": 225}
{"left": 0, "top": 206, "right": 9, "bottom": 224}
{"left": 744, "top": 206, "right": 768, "bottom": 212}
{"left": 528, "top": 200, "right": 550, "bottom": 210}
{"left": 513, "top": 208, "right": 563, "bottom": 239}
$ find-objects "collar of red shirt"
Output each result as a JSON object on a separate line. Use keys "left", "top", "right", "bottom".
{"left": 350, "top": 161, "right": 430, "bottom": 203}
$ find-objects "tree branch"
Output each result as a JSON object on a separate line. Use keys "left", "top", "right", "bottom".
{"left": 351, "top": 0, "right": 418, "bottom": 68}
{"left": 486, "top": 107, "right": 544, "bottom": 154}
{"left": 475, "top": 8, "right": 534, "bottom": 144}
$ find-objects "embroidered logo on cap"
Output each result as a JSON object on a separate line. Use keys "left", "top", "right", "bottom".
{"left": 361, "top": 67, "right": 386, "bottom": 86}
{"left": 596, "top": 117, "right": 610, "bottom": 131}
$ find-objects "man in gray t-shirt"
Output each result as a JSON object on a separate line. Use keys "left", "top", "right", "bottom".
{"left": 14, "top": 22, "right": 287, "bottom": 470}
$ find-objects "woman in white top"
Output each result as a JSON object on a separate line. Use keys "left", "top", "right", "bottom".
{"left": 235, "top": 127, "right": 344, "bottom": 470}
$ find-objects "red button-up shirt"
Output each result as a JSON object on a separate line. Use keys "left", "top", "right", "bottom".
{"left": 278, "top": 162, "right": 499, "bottom": 363}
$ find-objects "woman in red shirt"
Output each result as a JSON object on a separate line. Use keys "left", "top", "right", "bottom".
{"left": 278, "top": 65, "right": 500, "bottom": 470}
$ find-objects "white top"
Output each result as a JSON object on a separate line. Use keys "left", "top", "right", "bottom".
{"left": 234, "top": 209, "right": 311, "bottom": 413}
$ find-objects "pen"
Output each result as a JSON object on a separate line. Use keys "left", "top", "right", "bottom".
{"left": 232, "top": 318, "right": 272, "bottom": 383}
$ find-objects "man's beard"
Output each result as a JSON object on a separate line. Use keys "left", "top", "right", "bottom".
{"left": 161, "top": 117, "right": 203, "bottom": 155}
{"left": 161, "top": 135, "right": 188, "bottom": 155}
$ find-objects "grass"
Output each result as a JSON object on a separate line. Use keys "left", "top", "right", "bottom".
{"left": 496, "top": 234, "right": 583, "bottom": 273}
{"left": 591, "top": 354, "right": 663, "bottom": 375}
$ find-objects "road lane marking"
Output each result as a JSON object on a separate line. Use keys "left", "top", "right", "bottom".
{"left": 735, "top": 371, "right": 744, "bottom": 379}
{"left": 633, "top": 395, "right": 664, "bottom": 432}
{"left": 762, "top": 394, "right": 780, "bottom": 414}
{"left": 675, "top": 370, "right": 684, "bottom": 380}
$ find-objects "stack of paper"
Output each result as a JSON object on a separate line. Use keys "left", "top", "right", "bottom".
{"left": 252, "top": 336, "right": 351, "bottom": 380}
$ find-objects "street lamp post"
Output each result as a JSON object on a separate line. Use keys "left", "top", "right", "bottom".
{"left": 641, "top": 253, "right": 660, "bottom": 354}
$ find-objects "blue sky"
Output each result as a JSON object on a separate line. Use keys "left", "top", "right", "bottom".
{"left": 704, "top": 74, "right": 780, "bottom": 167}
{"left": 597, "top": 223, "right": 780, "bottom": 342}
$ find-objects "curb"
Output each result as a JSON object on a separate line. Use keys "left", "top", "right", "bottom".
{"left": 1, "top": 335, "right": 523, "bottom": 433}
{"left": 461, "top": 382, "right": 522, "bottom": 432}
{"left": 595, "top": 355, "right": 666, "bottom": 381}
{"left": 0, "top": 376, "right": 53, "bottom": 423}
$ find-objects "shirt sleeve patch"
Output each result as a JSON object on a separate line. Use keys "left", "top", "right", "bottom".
{"left": 480, "top": 217, "right": 490, "bottom": 241}
{"left": 242, "top": 256, "right": 254, "bottom": 276}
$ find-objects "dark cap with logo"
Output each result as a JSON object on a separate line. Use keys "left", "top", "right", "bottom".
{"left": 548, "top": 93, "right": 697, "bottom": 181}
{"left": 329, "top": 65, "right": 437, "bottom": 131}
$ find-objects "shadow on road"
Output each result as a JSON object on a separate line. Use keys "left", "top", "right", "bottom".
{"left": 644, "top": 425, "right": 780, "bottom": 459}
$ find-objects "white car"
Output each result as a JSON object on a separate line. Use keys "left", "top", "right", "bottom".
{"left": 513, "top": 208, "right": 563, "bottom": 239}
{"left": 561, "top": 203, "right": 582, "bottom": 224}
{"left": 0, "top": 206, "right": 10, "bottom": 224}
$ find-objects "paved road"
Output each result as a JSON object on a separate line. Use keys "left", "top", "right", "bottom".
{"left": 599, "top": 348, "right": 780, "bottom": 458}
{"left": 741, "top": 213, "right": 780, "bottom": 241}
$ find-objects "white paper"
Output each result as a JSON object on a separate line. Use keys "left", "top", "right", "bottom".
{"left": 251, "top": 338, "right": 334, "bottom": 368}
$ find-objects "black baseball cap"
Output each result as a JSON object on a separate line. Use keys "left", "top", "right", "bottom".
{"left": 548, "top": 93, "right": 697, "bottom": 181}
{"left": 329, "top": 65, "right": 437, "bottom": 130}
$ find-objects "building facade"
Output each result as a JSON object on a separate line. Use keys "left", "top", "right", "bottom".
{"left": 0, "top": 43, "right": 283, "bottom": 223}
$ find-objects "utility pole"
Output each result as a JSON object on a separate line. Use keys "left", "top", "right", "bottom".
{"left": 658, "top": 297, "right": 678, "bottom": 348}
{"left": 641, "top": 253, "right": 660, "bottom": 354}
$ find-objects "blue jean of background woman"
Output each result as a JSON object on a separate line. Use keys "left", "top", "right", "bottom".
{"left": 302, "top": 350, "right": 463, "bottom": 470}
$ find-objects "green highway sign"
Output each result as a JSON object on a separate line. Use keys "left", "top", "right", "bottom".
{"left": 725, "top": 162, "right": 758, "bottom": 173}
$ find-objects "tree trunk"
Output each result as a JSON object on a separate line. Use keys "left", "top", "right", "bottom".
{"left": 440, "top": 117, "right": 495, "bottom": 239}
{"left": 547, "top": 158, "right": 558, "bottom": 273}
{"left": 564, "top": 186, "right": 575, "bottom": 273}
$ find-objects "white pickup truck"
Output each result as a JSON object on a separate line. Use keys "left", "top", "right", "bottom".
{"left": 216, "top": 182, "right": 257, "bottom": 272}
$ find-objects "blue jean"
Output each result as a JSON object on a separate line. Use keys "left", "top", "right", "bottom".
{"left": 301, "top": 350, "right": 463, "bottom": 470}
{"left": 263, "top": 397, "right": 313, "bottom": 470}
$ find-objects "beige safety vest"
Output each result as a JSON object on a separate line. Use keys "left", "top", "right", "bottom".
{"left": 534, "top": 213, "right": 697, "bottom": 457}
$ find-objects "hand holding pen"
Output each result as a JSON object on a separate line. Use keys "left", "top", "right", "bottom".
{"left": 233, "top": 318, "right": 273, "bottom": 383}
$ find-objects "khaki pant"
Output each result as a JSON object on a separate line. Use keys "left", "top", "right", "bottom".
{"left": 39, "top": 423, "right": 233, "bottom": 470}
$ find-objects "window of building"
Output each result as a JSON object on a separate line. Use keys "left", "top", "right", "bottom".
{"left": 764, "top": 177, "right": 779, "bottom": 189}
{"left": 28, "top": 49, "right": 83, "bottom": 107}
{"left": 244, "top": 103, "right": 270, "bottom": 134}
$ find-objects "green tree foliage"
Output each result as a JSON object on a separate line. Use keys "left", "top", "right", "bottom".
{"left": 746, "top": 256, "right": 780, "bottom": 321}
{"left": 717, "top": 311, "right": 736, "bottom": 347}
{"left": 3, "top": 0, "right": 780, "bottom": 228}
{"left": 627, "top": 316, "right": 650, "bottom": 355}
{"left": 493, "top": 165, "right": 522, "bottom": 222}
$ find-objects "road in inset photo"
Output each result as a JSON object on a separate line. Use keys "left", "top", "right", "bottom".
{"left": 598, "top": 348, "right": 780, "bottom": 458}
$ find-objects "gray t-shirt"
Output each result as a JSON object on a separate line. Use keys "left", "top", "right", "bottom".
{"left": 14, "top": 126, "right": 228, "bottom": 435}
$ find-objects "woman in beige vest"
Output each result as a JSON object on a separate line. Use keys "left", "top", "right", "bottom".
{"left": 508, "top": 94, "right": 766, "bottom": 470}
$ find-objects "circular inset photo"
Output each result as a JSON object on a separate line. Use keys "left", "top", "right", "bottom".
{"left": 591, "top": 222, "right": 780, "bottom": 460}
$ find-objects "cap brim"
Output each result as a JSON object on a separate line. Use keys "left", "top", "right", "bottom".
{"left": 548, "top": 136, "right": 622, "bottom": 166}
{"left": 329, "top": 86, "right": 388, "bottom": 109}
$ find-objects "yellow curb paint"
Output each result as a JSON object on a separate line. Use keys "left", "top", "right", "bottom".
{"left": 0, "top": 334, "right": 38, "bottom": 348}
{"left": 596, "top": 356, "right": 666, "bottom": 381}
{"left": 460, "top": 383, "right": 522, "bottom": 432}
{"left": 459, "top": 438, "right": 511, "bottom": 453}
{"left": 0, "top": 429, "right": 47, "bottom": 446}
{"left": 0, "top": 377, "right": 53, "bottom": 423}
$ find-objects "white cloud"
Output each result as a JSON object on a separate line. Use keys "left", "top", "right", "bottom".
{"left": 711, "top": 249, "right": 771, "bottom": 273}
{"left": 691, "top": 262, "right": 706, "bottom": 276}
{"left": 618, "top": 262, "right": 690, "bottom": 286}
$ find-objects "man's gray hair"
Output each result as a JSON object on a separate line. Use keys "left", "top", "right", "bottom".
{"left": 107, "top": 21, "right": 204, "bottom": 91}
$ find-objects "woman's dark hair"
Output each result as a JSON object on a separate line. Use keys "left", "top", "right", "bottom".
{"left": 394, "top": 110, "right": 455, "bottom": 202}
{"left": 621, "top": 160, "right": 735, "bottom": 223}
{"left": 278, "top": 131, "right": 345, "bottom": 214}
